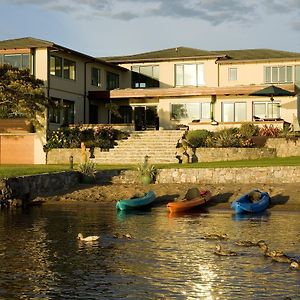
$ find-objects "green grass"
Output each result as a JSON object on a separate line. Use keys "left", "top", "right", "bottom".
{"left": 0, "top": 156, "right": 300, "bottom": 178}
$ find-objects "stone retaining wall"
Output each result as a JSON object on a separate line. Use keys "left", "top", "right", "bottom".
{"left": 194, "top": 147, "right": 276, "bottom": 162}
{"left": 265, "top": 137, "right": 300, "bottom": 157}
{"left": 0, "top": 171, "right": 79, "bottom": 202}
{"left": 100, "top": 166, "right": 300, "bottom": 185}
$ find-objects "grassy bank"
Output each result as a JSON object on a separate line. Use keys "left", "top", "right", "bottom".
{"left": 0, "top": 156, "right": 300, "bottom": 178}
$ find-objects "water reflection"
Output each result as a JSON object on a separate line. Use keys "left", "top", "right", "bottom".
{"left": 0, "top": 204, "right": 299, "bottom": 299}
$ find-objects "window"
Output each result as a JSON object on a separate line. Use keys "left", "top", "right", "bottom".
{"left": 106, "top": 72, "right": 119, "bottom": 90}
{"left": 253, "top": 102, "right": 280, "bottom": 119}
{"left": 50, "top": 56, "right": 62, "bottom": 77}
{"left": 50, "top": 55, "right": 76, "bottom": 80}
{"left": 175, "top": 64, "right": 205, "bottom": 87}
{"left": 131, "top": 65, "right": 159, "bottom": 88}
{"left": 91, "top": 67, "right": 101, "bottom": 86}
{"left": 0, "top": 53, "right": 30, "bottom": 69}
{"left": 62, "top": 100, "right": 75, "bottom": 125}
{"left": 264, "top": 66, "right": 293, "bottom": 83}
{"left": 295, "top": 65, "right": 300, "bottom": 84}
{"left": 171, "top": 102, "right": 211, "bottom": 120}
{"left": 228, "top": 68, "right": 237, "bottom": 81}
{"left": 63, "top": 59, "right": 76, "bottom": 80}
{"left": 222, "top": 102, "right": 247, "bottom": 122}
{"left": 48, "top": 98, "right": 61, "bottom": 124}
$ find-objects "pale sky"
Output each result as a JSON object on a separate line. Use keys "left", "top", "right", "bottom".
{"left": 0, "top": 0, "right": 300, "bottom": 57}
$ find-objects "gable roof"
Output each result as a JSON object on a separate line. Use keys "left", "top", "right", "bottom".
{"left": 101, "top": 46, "right": 300, "bottom": 64}
{"left": 101, "top": 47, "right": 227, "bottom": 63}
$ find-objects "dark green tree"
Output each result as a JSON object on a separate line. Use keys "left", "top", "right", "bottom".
{"left": 0, "top": 65, "right": 48, "bottom": 129}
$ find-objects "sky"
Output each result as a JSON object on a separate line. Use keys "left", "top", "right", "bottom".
{"left": 0, "top": 0, "right": 300, "bottom": 57}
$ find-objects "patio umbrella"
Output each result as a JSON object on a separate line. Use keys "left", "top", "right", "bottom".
{"left": 249, "top": 85, "right": 295, "bottom": 118}
{"left": 249, "top": 85, "right": 295, "bottom": 98}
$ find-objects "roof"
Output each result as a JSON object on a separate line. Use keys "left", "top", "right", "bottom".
{"left": 215, "top": 48, "right": 300, "bottom": 62}
{"left": 101, "top": 47, "right": 300, "bottom": 64}
{"left": 0, "top": 37, "right": 126, "bottom": 70}
{"left": 101, "top": 47, "right": 226, "bottom": 63}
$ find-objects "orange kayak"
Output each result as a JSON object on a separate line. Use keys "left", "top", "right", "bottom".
{"left": 167, "top": 190, "right": 212, "bottom": 213}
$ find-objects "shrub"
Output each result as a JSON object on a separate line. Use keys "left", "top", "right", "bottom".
{"left": 186, "top": 130, "right": 211, "bottom": 148}
{"left": 258, "top": 125, "right": 280, "bottom": 137}
{"left": 207, "top": 128, "right": 241, "bottom": 148}
{"left": 239, "top": 123, "right": 259, "bottom": 139}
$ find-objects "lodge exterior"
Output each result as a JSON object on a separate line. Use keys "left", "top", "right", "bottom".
{"left": 1, "top": 37, "right": 300, "bottom": 133}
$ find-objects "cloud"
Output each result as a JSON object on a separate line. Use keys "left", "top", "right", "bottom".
{"left": 1, "top": 0, "right": 299, "bottom": 28}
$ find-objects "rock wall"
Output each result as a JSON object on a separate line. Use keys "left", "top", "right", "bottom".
{"left": 194, "top": 147, "right": 276, "bottom": 162}
{"left": 100, "top": 166, "right": 300, "bottom": 185}
{"left": 265, "top": 137, "right": 300, "bottom": 157}
{"left": 0, "top": 171, "right": 79, "bottom": 202}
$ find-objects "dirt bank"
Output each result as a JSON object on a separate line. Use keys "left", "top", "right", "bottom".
{"left": 44, "top": 182, "right": 300, "bottom": 211}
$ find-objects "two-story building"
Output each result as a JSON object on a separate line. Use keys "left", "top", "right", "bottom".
{"left": 90, "top": 47, "right": 300, "bottom": 131}
{"left": 1, "top": 38, "right": 300, "bottom": 133}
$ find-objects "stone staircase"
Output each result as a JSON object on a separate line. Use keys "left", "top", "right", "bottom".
{"left": 94, "top": 130, "right": 184, "bottom": 164}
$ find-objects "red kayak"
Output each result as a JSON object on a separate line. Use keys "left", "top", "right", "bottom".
{"left": 167, "top": 189, "right": 212, "bottom": 213}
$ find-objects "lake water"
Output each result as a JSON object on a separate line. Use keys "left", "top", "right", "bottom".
{"left": 0, "top": 202, "right": 299, "bottom": 300}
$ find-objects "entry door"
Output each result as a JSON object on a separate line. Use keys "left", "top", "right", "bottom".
{"left": 134, "top": 107, "right": 146, "bottom": 130}
{"left": 89, "top": 104, "right": 98, "bottom": 124}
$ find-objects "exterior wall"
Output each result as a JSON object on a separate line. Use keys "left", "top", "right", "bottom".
{"left": 219, "top": 60, "right": 300, "bottom": 87}
{"left": 0, "top": 134, "right": 34, "bottom": 164}
{"left": 120, "top": 58, "right": 219, "bottom": 88}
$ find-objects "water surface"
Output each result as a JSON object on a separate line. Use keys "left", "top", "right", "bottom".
{"left": 0, "top": 202, "right": 299, "bottom": 299}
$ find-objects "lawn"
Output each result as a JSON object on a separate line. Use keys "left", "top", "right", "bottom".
{"left": 0, "top": 156, "right": 300, "bottom": 178}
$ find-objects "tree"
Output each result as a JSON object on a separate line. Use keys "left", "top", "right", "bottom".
{"left": 0, "top": 65, "right": 48, "bottom": 129}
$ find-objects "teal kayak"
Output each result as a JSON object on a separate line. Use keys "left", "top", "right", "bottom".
{"left": 116, "top": 191, "right": 156, "bottom": 211}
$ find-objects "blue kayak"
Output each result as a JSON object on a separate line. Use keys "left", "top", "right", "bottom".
{"left": 231, "top": 190, "right": 270, "bottom": 214}
{"left": 116, "top": 191, "right": 156, "bottom": 211}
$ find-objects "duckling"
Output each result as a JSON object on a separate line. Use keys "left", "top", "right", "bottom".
{"left": 122, "top": 233, "right": 133, "bottom": 239}
{"left": 290, "top": 259, "right": 300, "bottom": 270}
{"left": 271, "top": 255, "right": 292, "bottom": 263}
{"left": 269, "top": 250, "right": 291, "bottom": 260}
{"left": 201, "top": 233, "right": 228, "bottom": 240}
{"left": 77, "top": 233, "right": 99, "bottom": 242}
{"left": 257, "top": 241, "right": 272, "bottom": 257}
{"left": 214, "top": 244, "right": 238, "bottom": 256}
{"left": 235, "top": 240, "right": 258, "bottom": 247}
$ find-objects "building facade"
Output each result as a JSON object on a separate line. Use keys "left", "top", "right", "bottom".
{"left": 0, "top": 38, "right": 300, "bottom": 134}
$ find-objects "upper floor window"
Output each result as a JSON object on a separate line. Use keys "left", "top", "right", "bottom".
{"left": 63, "top": 59, "right": 76, "bottom": 80}
{"left": 91, "top": 67, "right": 101, "bottom": 86}
{"left": 106, "top": 72, "right": 119, "bottom": 90}
{"left": 171, "top": 102, "right": 211, "bottom": 120}
{"left": 131, "top": 65, "right": 159, "bottom": 88}
{"left": 175, "top": 63, "right": 204, "bottom": 87}
{"left": 0, "top": 53, "right": 30, "bottom": 69}
{"left": 228, "top": 67, "right": 237, "bottom": 81}
{"left": 222, "top": 102, "right": 247, "bottom": 122}
{"left": 50, "top": 55, "right": 76, "bottom": 80}
{"left": 264, "top": 66, "right": 293, "bottom": 84}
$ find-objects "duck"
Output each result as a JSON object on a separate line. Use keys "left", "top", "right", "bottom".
{"left": 271, "top": 255, "right": 292, "bottom": 263}
{"left": 290, "top": 259, "right": 300, "bottom": 270}
{"left": 77, "top": 233, "right": 100, "bottom": 242}
{"left": 257, "top": 241, "right": 272, "bottom": 257}
{"left": 201, "top": 233, "right": 228, "bottom": 240}
{"left": 123, "top": 233, "right": 133, "bottom": 239}
{"left": 235, "top": 240, "right": 259, "bottom": 247}
{"left": 214, "top": 244, "right": 238, "bottom": 256}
